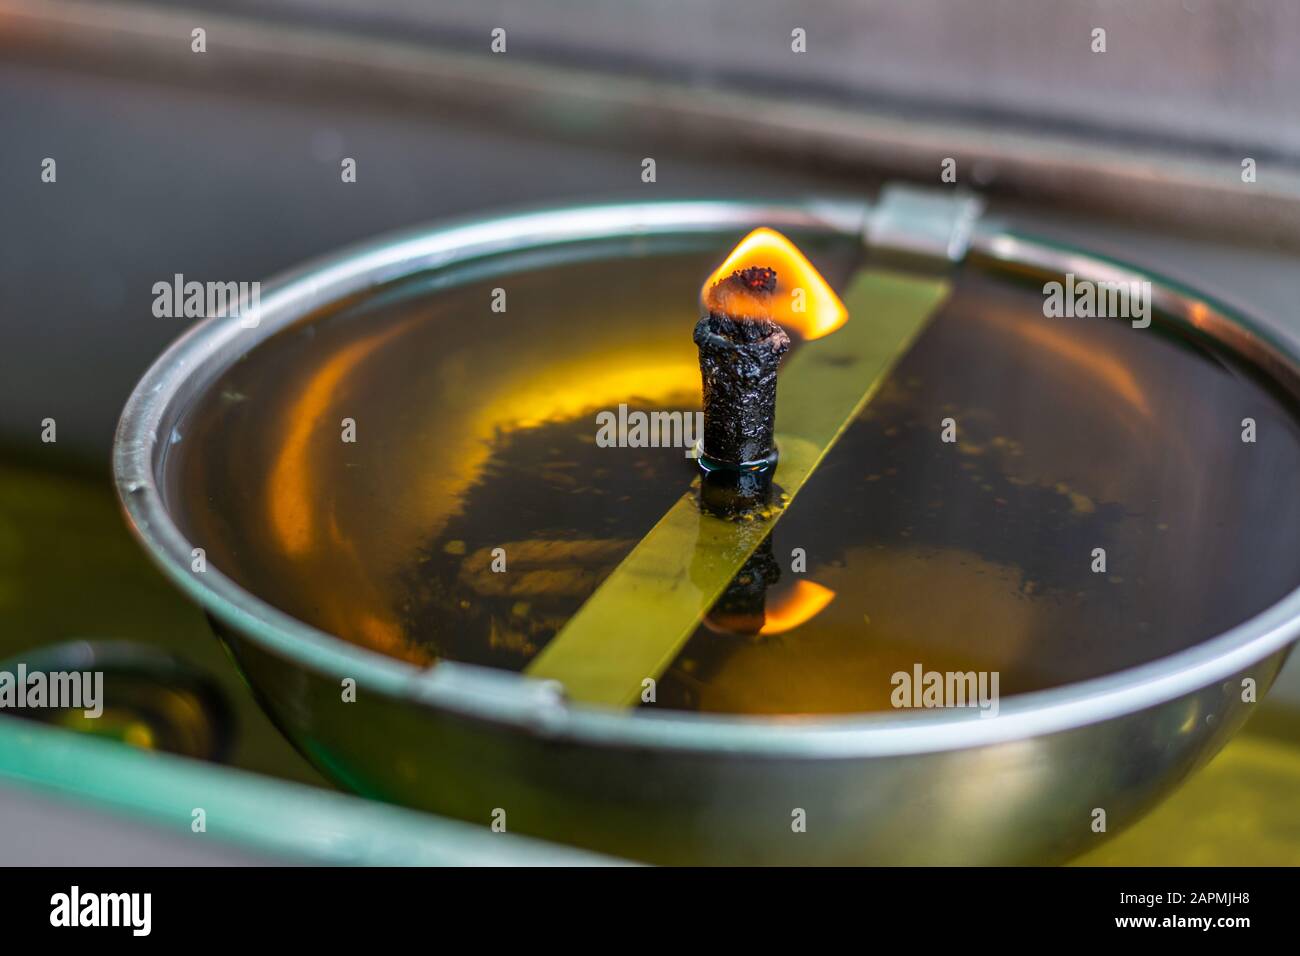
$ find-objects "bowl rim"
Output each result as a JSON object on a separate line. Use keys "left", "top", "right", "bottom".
{"left": 113, "top": 197, "right": 1300, "bottom": 758}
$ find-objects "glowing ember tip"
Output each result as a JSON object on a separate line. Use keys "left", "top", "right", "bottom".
{"left": 733, "top": 266, "right": 778, "bottom": 293}
{"left": 700, "top": 227, "right": 849, "bottom": 340}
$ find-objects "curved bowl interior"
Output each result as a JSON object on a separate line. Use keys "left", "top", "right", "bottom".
{"left": 113, "top": 203, "right": 1300, "bottom": 862}
{"left": 158, "top": 220, "right": 1300, "bottom": 712}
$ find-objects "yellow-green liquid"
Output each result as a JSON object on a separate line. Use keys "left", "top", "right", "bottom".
{"left": 162, "top": 239, "right": 1300, "bottom": 716}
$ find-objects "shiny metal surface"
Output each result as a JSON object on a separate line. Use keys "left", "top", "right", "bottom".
{"left": 866, "top": 186, "right": 986, "bottom": 270}
{"left": 114, "top": 199, "right": 1300, "bottom": 863}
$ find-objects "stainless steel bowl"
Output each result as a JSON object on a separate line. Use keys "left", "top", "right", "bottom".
{"left": 113, "top": 194, "right": 1300, "bottom": 863}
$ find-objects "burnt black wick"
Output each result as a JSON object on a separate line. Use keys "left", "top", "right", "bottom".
{"left": 694, "top": 267, "right": 791, "bottom": 515}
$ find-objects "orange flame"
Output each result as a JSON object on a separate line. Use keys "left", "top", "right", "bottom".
{"left": 758, "top": 580, "right": 837, "bottom": 636}
{"left": 701, "top": 227, "right": 848, "bottom": 340}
